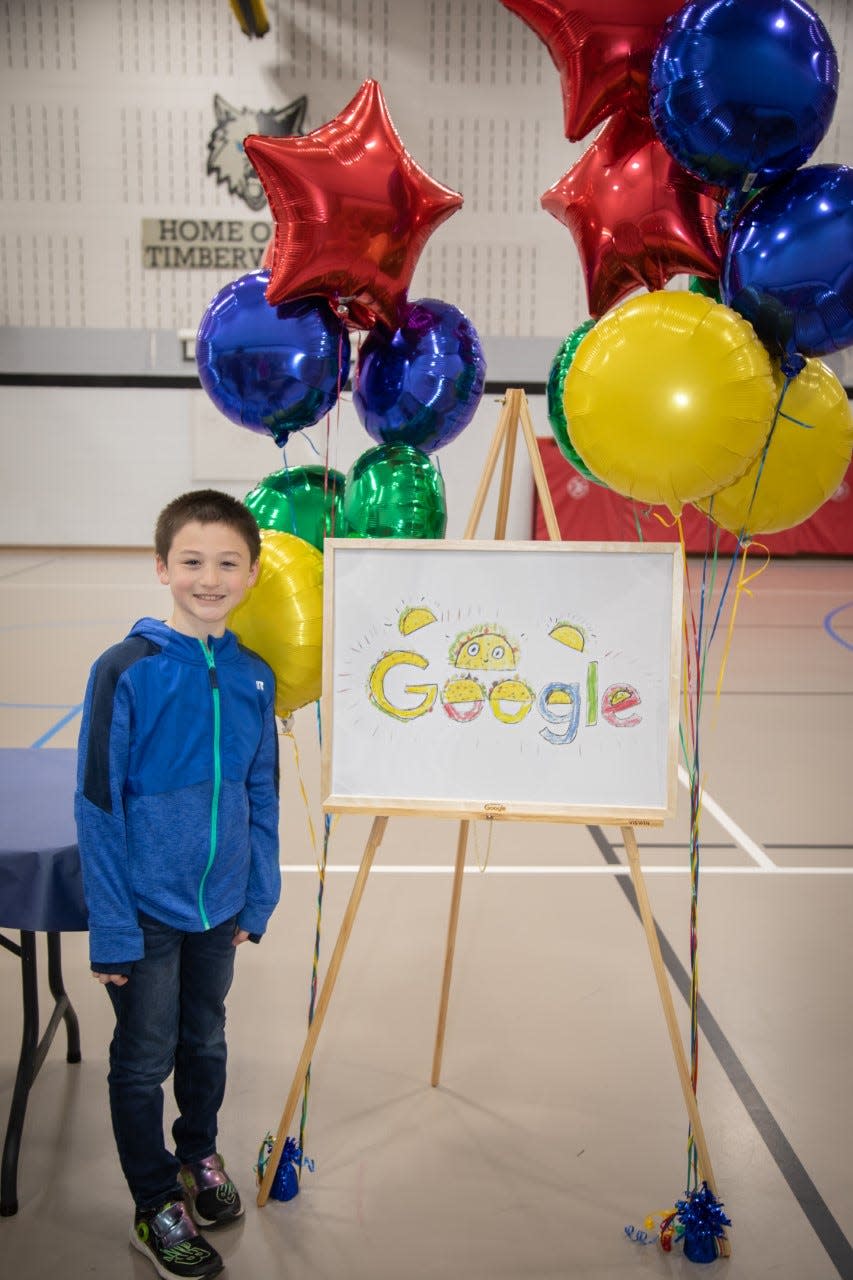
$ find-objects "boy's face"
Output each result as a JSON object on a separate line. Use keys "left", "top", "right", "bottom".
{"left": 155, "top": 520, "right": 259, "bottom": 640}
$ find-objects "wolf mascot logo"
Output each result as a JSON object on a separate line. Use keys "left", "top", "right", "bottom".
{"left": 207, "top": 94, "right": 307, "bottom": 211}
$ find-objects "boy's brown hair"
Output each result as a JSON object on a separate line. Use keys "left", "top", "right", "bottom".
{"left": 154, "top": 489, "right": 261, "bottom": 563}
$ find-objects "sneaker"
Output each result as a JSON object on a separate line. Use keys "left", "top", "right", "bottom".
{"left": 131, "top": 1198, "right": 223, "bottom": 1279}
{"left": 180, "top": 1153, "right": 244, "bottom": 1228}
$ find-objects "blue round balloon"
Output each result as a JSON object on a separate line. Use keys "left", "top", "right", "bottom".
{"left": 196, "top": 271, "right": 350, "bottom": 446}
{"left": 722, "top": 164, "right": 853, "bottom": 371}
{"left": 353, "top": 298, "right": 486, "bottom": 452}
{"left": 649, "top": 0, "right": 838, "bottom": 191}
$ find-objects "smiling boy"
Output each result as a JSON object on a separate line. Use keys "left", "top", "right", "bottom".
{"left": 75, "top": 489, "right": 281, "bottom": 1279}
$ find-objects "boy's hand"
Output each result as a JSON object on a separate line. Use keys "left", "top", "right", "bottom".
{"left": 93, "top": 973, "right": 129, "bottom": 986}
{"left": 232, "top": 928, "right": 251, "bottom": 946}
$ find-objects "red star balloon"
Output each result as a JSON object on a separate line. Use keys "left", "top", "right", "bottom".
{"left": 541, "top": 111, "right": 725, "bottom": 317}
{"left": 500, "top": 0, "right": 684, "bottom": 141}
{"left": 244, "top": 80, "right": 463, "bottom": 331}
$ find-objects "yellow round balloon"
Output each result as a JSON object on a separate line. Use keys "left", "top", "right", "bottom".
{"left": 696, "top": 359, "right": 853, "bottom": 535}
{"left": 563, "top": 291, "right": 777, "bottom": 511}
{"left": 228, "top": 529, "right": 323, "bottom": 717}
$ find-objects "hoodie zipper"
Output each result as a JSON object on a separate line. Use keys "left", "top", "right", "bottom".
{"left": 198, "top": 639, "right": 221, "bottom": 930}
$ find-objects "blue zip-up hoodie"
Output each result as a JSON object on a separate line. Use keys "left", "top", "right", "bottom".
{"left": 75, "top": 617, "right": 281, "bottom": 971}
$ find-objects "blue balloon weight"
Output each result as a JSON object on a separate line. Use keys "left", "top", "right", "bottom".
{"left": 649, "top": 0, "right": 838, "bottom": 191}
{"left": 196, "top": 271, "right": 350, "bottom": 446}
{"left": 722, "top": 164, "right": 853, "bottom": 372}
{"left": 353, "top": 298, "right": 486, "bottom": 452}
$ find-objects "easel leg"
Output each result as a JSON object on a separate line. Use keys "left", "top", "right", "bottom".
{"left": 431, "top": 820, "right": 469, "bottom": 1086}
{"left": 621, "top": 826, "right": 731, "bottom": 1256}
{"left": 257, "top": 815, "right": 388, "bottom": 1207}
{"left": 463, "top": 394, "right": 514, "bottom": 538}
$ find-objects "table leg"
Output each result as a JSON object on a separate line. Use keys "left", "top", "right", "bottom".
{"left": 47, "top": 932, "right": 81, "bottom": 1064}
{"left": 1, "top": 931, "right": 81, "bottom": 1217}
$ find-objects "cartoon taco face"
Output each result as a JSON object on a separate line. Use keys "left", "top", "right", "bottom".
{"left": 450, "top": 625, "right": 518, "bottom": 671}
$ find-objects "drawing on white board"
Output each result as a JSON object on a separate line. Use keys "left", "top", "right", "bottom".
{"left": 325, "top": 542, "right": 679, "bottom": 818}
{"left": 362, "top": 604, "right": 640, "bottom": 742}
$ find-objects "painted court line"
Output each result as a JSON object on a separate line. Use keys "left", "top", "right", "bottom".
{"left": 30, "top": 704, "right": 83, "bottom": 749}
{"left": 678, "top": 764, "right": 777, "bottom": 870}
{"left": 280, "top": 864, "right": 853, "bottom": 875}
{"left": 824, "top": 601, "right": 853, "bottom": 652}
{"left": 588, "top": 824, "right": 853, "bottom": 1280}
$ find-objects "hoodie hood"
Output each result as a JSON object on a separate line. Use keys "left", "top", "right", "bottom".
{"left": 128, "top": 617, "right": 241, "bottom": 663}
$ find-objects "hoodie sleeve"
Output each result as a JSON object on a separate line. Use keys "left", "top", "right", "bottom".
{"left": 236, "top": 685, "right": 281, "bottom": 938}
{"left": 74, "top": 649, "right": 145, "bottom": 968}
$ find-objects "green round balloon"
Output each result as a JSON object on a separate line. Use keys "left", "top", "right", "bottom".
{"left": 343, "top": 443, "right": 447, "bottom": 539}
{"left": 546, "top": 320, "right": 607, "bottom": 486}
{"left": 688, "top": 275, "right": 722, "bottom": 302}
{"left": 244, "top": 464, "right": 345, "bottom": 550}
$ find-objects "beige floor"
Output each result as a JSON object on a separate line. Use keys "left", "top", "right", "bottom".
{"left": 1, "top": 549, "right": 852, "bottom": 1279}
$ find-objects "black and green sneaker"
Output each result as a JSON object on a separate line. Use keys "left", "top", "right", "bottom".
{"left": 131, "top": 1198, "right": 223, "bottom": 1279}
{"left": 180, "top": 1153, "right": 244, "bottom": 1228}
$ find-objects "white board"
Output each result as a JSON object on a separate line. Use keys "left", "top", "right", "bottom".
{"left": 321, "top": 540, "right": 683, "bottom": 824}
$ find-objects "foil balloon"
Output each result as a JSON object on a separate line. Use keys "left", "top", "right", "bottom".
{"left": 196, "top": 272, "right": 350, "bottom": 446}
{"left": 244, "top": 465, "right": 346, "bottom": 550}
{"left": 696, "top": 359, "right": 853, "bottom": 536}
{"left": 343, "top": 444, "right": 447, "bottom": 539}
{"left": 353, "top": 298, "right": 486, "bottom": 452}
{"left": 244, "top": 80, "right": 463, "bottom": 332}
{"left": 546, "top": 321, "right": 606, "bottom": 486}
{"left": 228, "top": 529, "right": 323, "bottom": 717}
{"left": 563, "top": 291, "right": 776, "bottom": 511}
{"left": 722, "top": 165, "right": 853, "bottom": 375}
{"left": 541, "top": 111, "right": 724, "bottom": 318}
{"left": 649, "top": 0, "right": 838, "bottom": 192}
{"left": 499, "top": 0, "right": 684, "bottom": 141}
{"left": 688, "top": 275, "right": 721, "bottom": 303}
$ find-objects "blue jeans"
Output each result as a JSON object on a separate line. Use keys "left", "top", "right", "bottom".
{"left": 105, "top": 912, "right": 237, "bottom": 1210}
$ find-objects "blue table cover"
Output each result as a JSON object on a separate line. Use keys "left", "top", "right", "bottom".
{"left": 0, "top": 748, "right": 87, "bottom": 932}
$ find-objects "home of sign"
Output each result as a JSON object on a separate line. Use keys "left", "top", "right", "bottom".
{"left": 141, "top": 218, "right": 271, "bottom": 269}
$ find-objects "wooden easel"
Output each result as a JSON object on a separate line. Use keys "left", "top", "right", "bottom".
{"left": 257, "top": 390, "right": 729, "bottom": 1256}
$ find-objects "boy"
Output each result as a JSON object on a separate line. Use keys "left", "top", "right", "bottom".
{"left": 75, "top": 489, "right": 281, "bottom": 1280}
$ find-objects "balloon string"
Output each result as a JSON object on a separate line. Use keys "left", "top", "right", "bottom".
{"left": 675, "top": 519, "right": 703, "bottom": 765}
{"left": 677, "top": 526, "right": 698, "bottom": 770}
{"left": 298, "top": 809, "right": 331, "bottom": 1177}
{"left": 698, "top": 373, "right": 788, "bottom": 704}
{"left": 683, "top": 523, "right": 730, "bottom": 1194}
{"left": 723, "top": 373, "right": 790, "bottom": 557}
{"left": 713, "top": 539, "right": 771, "bottom": 707}
{"left": 778, "top": 409, "right": 814, "bottom": 429}
{"left": 682, "top": 504, "right": 766, "bottom": 1192}
{"left": 296, "top": 703, "right": 335, "bottom": 1177}
{"left": 281, "top": 719, "right": 321, "bottom": 871}
{"left": 699, "top": 519, "right": 738, "bottom": 688}
{"left": 279, "top": 442, "right": 300, "bottom": 538}
{"left": 325, "top": 327, "right": 347, "bottom": 539}
{"left": 694, "top": 522, "right": 718, "bottom": 726}
{"left": 299, "top": 430, "right": 323, "bottom": 458}
{"left": 679, "top": 376, "right": 780, "bottom": 1189}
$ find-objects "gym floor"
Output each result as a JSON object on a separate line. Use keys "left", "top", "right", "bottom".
{"left": 0, "top": 548, "right": 851, "bottom": 1279}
